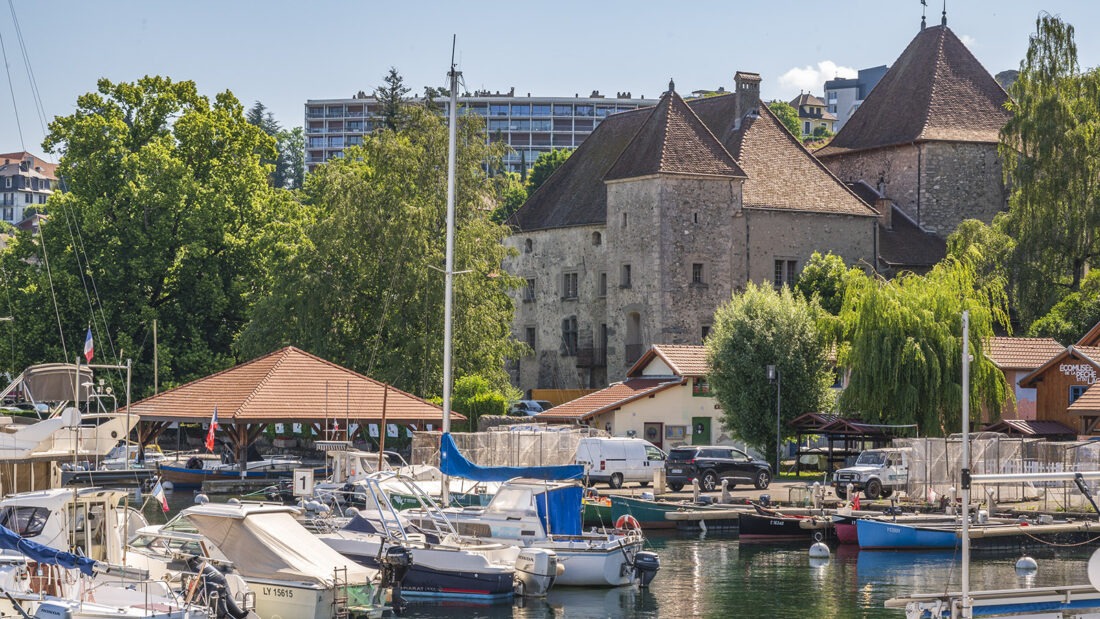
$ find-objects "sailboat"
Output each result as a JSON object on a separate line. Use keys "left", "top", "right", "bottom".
{"left": 885, "top": 312, "right": 1100, "bottom": 618}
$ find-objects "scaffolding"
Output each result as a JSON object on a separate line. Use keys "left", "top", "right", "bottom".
{"left": 411, "top": 424, "right": 609, "bottom": 468}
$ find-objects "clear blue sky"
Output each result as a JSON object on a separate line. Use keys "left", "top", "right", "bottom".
{"left": 2, "top": 1, "right": 1098, "bottom": 160}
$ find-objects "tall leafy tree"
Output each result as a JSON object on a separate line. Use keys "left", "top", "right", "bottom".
{"left": 838, "top": 259, "right": 1011, "bottom": 435}
{"left": 274, "top": 126, "right": 305, "bottom": 190}
{"left": 375, "top": 67, "right": 410, "bottom": 132}
{"left": 8, "top": 76, "right": 302, "bottom": 396}
{"left": 706, "top": 283, "right": 833, "bottom": 461}
{"left": 999, "top": 14, "right": 1100, "bottom": 324}
{"left": 795, "top": 252, "right": 858, "bottom": 316}
{"left": 490, "top": 172, "right": 527, "bottom": 224}
{"left": 767, "top": 101, "right": 801, "bottom": 137}
{"left": 1027, "top": 271, "right": 1100, "bottom": 344}
{"left": 525, "top": 149, "right": 572, "bottom": 197}
{"left": 237, "top": 104, "right": 524, "bottom": 397}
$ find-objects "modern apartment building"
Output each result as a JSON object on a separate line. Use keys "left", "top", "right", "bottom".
{"left": 823, "top": 65, "right": 888, "bottom": 130}
{"left": 304, "top": 91, "right": 658, "bottom": 173}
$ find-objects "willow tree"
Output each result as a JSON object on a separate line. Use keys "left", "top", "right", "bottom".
{"left": 838, "top": 259, "right": 1011, "bottom": 435}
{"left": 1000, "top": 14, "right": 1100, "bottom": 324}
{"left": 706, "top": 282, "right": 833, "bottom": 461}
{"left": 237, "top": 104, "right": 525, "bottom": 397}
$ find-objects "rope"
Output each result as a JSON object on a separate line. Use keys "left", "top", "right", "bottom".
{"left": 7, "top": 0, "right": 48, "bottom": 137}
{"left": 0, "top": 24, "right": 24, "bottom": 151}
{"left": 36, "top": 219, "right": 68, "bottom": 361}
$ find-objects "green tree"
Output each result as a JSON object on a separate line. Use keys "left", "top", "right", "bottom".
{"left": 1027, "top": 270, "right": 1100, "bottom": 344}
{"left": 375, "top": 67, "right": 410, "bottom": 132}
{"left": 706, "top": 283, "right": 833, "bottom": 464}
{"left": 768, "top": 101, "right": 801, "bottom": 137}
{"left": 838, "top": 259, "right": 1011, "bottom": 435}
{"left": 999, "top": 14, "right": 1100, "bottom": 324}
{"left": 275, "top": 126, "right": 305, "bottom": 190}
{"left": 810, "top": 125, "right": 834, "bottom": 141}
{"left": 246, "top": 101, "right": 280, "bottom": 136}
{"left": 795, "top": 252, "right": 860, "bottom": 316}
{"left": 237, "top": 105, "right": 525, "bottom": 397}
{"left": 490, "top": 172, "right": 528, "bottom": 224}
{"left": 13, "top": 76, "right": 301, "bottom": 396}
{"left": 526, "top": 149, "right": 572, "bottom": 197}
{"left": 451, "top": 374, "right": 518, "bottom": 430}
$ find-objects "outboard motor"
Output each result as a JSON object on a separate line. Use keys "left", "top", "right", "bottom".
{"left": 187, "top": 557, "right": 251, "bottom": 619}
{"left": 514, "top": 548, "right": 559, "bottom": 597}
{"left": 632, "top": 551, "right": 660, "bottom": 587}
{"left": 378, "top": 545, "right": 412, "bottom": 612}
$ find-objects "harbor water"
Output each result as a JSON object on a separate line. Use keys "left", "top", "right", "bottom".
{"left": 143, "top": 491, "right": 1096, "bottom": 619}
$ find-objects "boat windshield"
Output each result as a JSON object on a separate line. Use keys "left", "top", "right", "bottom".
{"left": 486, "top": 486, "right": 535, "bottom": 516}
{"left": 0, "top": 506, "right": 50, "bottom": 537}
{"left": 855, "top": 451, "right": 887, "bottom": 466}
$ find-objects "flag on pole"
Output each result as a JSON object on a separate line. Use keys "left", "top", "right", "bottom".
{"left": 204, "top": 406, "right": 219, "bottom": 452}
{"left": 853, "top": 493, "right": 861, "bottom": 511}
{"left": 83, "top": 327, "right": 94, "bottom": 363}
{"left": 152, "top": 480, "right": 169, "bottom": 512}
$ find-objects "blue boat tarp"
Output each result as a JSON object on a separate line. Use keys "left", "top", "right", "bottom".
{"left": 438, "top": 433, "right": 584, "bottom": 482}
{"left": 535, "top": 484, "right": 583, "bottom": 536}
{"left": 0, "top": 523, "right": 97, "bottom": 576}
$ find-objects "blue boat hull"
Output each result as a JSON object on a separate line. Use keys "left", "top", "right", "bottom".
{"left": 856, "top": 518, "right": 958, "bottom": 549}
{"left": 339, "top": 552, "right": 514, "bottom": 600}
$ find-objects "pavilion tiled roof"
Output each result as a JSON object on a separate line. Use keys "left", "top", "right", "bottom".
{"left": 986, "top": 336, "right": 1064, "bottom": 370}
{"left": 816, "top": 25, "right": 1011, "bottom": 158}
{"left": 627, "top": 345, "right": 709, "bottom": 378}
{"left": 131, "top": 346, "right": 455, "bottom": 423}
{"left": 604, "top": 90, "right": 745, "bottom": 181}
{"left": 509, "top": 84, "right": 876, "bottom": 232}
{"left": 534, "top": 378, "right": 683, "bottom": 422}
{"left": 982, "top": 419, "right": 1078, "bottom": 439}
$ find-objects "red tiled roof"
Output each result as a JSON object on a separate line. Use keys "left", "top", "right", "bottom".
{"left": 1068, "top": 383, "right": 1100, "bottom": 415}
{"left": 982, "top": 419, "right": 1078, "bottom": 438}
{"left": 627, "top": 345, "right": 709, "bottom": 378}
{"left": 816, "top": 25, "right": 1010, "bottom": 158}
{"left": 534, "top": 378, "right": 682, "bottom": 421}
{"left": 986, "top": 336, "right": 1064, "bottom": 370}
{"left": 604, "top": 90, "right": 745, "bottom": 181}
{"left": 1076, "top": 321, "right": 1100, "bottom": 347}
{"left": 131, "top": 346, "right": 455, "bottom": 423}
{"left": 0, "top": 151, "right": 57, "bottom": 178}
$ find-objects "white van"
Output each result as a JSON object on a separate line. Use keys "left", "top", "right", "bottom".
{"left": 574, "top": 437, "right": 667, "bottom": 489}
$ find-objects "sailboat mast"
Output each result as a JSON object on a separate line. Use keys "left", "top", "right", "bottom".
{"left": 441, "top": 43, "right": 460, "bottom": 505}
{"left": 961, "top": 310, "right": 971, "bottom": 618}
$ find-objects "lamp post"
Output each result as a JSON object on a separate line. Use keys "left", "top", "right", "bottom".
{"left": 767, "top": 365, "right": 781, "bottom": 475}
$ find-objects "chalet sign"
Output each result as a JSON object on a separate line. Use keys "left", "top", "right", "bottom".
{"left": 1060, "top": 363, "right": 1097, "bottom": 384}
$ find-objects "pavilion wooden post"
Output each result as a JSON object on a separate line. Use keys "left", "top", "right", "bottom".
{"left": 236, "top": 423, "right": 248, "bottom": 479}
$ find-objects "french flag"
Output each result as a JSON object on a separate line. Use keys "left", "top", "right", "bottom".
{"left": 205, "top": 406, "right": 219, "bottom": 452}
{"left": 83, "top": 327, "right": 94, "bottom": 363}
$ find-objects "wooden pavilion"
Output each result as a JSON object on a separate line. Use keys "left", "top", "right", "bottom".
{"left": 129, "top": 346, "right": 461, "bottom": 467}
{"left": 789, "top": 413, "right": 917, "bottom": 474}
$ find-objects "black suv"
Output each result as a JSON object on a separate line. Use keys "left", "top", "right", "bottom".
{"left": 665, "top": 445, "right": 772, "bottom": 492}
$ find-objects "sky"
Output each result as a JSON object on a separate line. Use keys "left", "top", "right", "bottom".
{"left": 2, "top": 1, "right": 1099, "bottom": 159}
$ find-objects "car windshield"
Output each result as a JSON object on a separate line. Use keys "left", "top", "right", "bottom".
{"left": 668, "top": 449, "right": 697, "bottom": 462}
{"left": 855, "top": 451, "right": 886, "bottom": 466}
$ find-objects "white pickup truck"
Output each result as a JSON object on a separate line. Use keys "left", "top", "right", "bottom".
{"left": 833, "top": 447, "right": 910, "bottom": 500}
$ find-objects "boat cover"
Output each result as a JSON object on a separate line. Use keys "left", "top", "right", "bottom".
{"left": 536, "top": 484, "right": 583, "bottom": 536}
{"left": 439, "top": 432, "right": 584, "bottom": 482}
{"left": 0, "top": 523, "right": 96, "bottom": 576}
{"left": 184, "top": 508, "right": 374, "bottom": 586}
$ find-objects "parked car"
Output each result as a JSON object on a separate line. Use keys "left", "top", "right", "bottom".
{"left": 508, "top": 399, "right": 554, "bottom": 416}
{"left": 664, "top": 445, "right": 772, "bottom": 492}
{"left": 574, "top": 437, "right": 666, "bottom": 489}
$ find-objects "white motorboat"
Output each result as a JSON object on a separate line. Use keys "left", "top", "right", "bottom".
{"left": 154, "top": 502, "right": 390, "bottom": 619}
{"left": 315, "top": 472, "right": 559, "bottom": 600}
{"left": 405, "top": 478, "right": 660, "bottom": 588}
{"left": 0, "top": 487, "right": 212, "bottom": 618}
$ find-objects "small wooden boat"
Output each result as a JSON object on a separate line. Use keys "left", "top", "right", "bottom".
{"left": 737, "top": 505, "right": 832, "bottom": 541}
{"left": 610, "top": 494, "right": 724, "bottom": 530}
{"left": 159, "top": 454, "right": 326, "bottom": 489}
{"left": 832, "top": 514, "right": 859, "bottom": 544}
{"left": 856, "top": 518, "right": 960, "bottom": 549}
{"left": 583, "top": 494, "right": 612, "bottom": 527}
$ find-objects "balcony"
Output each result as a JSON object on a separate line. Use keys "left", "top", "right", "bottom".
{"left": 575, "top": 347, "right": 607, "bottom": 368}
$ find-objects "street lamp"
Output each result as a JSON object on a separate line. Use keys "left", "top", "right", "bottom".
{"left": 767, "top": 365, "right": 781, "bottom": 475}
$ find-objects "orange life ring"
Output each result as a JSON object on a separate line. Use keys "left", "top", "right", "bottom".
{"left": 615, "top": 514, "right": 641, "bottom": 531}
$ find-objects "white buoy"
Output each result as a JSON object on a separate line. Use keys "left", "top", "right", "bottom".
{"left": 809, "top": 556, "right": 830, "bottom": 569}
{"left": 1016, "top": 556, "right": 1038, "bottom": 572}
{"left": 194, "top": 493, "right": 210, "bottom": 505}
{"left": 162, "top": 481, "right": 174, "bottom": 492}
{"left": 809, "top": 542, "right": 831, "bottom": 559}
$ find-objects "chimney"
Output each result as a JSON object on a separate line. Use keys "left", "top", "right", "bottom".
{"left": 877, "top": 198, "right": 892, "bottom": 230}
{"left": 733, "top": 71, "right": 761, "bottom": 130}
